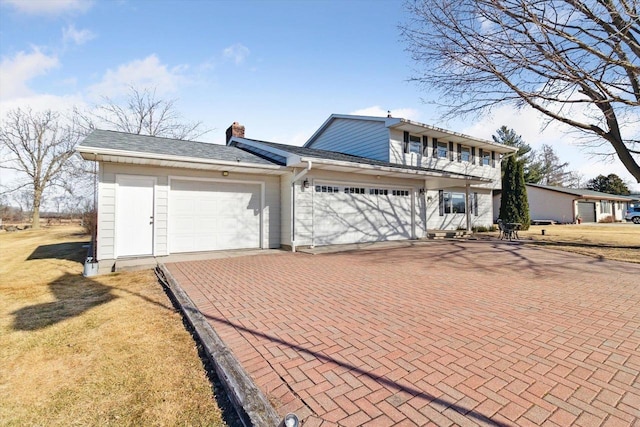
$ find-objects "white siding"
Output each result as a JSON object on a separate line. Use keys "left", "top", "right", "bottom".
{"left": 526, "top": 186, "right": 575, "bottom": 223}
{"left": 97, "top": 164, "right": 115, "bottom": 261}
{"left": 97, "top": 163, "right": 280, "bottom": 262}
{"left": 307, "top": 118, "right": 389, "bottom": 161}
{"left": 426, "top": 188, "right": 493, "bottom": 230}
{"left": 292, "top": 170, "right": 428, "bottom": 246}
{"left": 389, "top": 129, "right": 502, "bottom": 190}
{"left": 280, "top": 173, "right": 293, "bottom": 247}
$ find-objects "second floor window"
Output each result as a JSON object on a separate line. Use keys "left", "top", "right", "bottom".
{"left": 482, "top": 150, "right": 491, "bottom": 166}
{"left": 437, "top": 141, "right": 448, "bottom": 159}
{"left": 409, "top": 135, "right": 421, "bottom": 154}
{"left": 460, "top": 146, "right": 471, "bottom": 162}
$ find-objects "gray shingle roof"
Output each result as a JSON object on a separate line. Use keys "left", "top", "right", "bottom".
{"left": 79, "top": 129, "right": 279, "bottom": 166}
{"left": 527, "top": 183, "right": 633, "bottom": 200}
{"left": 239, "top": 138, "right": 486, "bottom": 180}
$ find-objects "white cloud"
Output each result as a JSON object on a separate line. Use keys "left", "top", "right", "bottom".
{"left": 0, "top": 48, "right": 59, "bottom": 100}
{"left": 1, "top": 0, "right": 92, "bottom": 15}
{"left": 0, "top": 92, "right": 85, "bottom": 115}
{"left": 62, "top": 24, "right": 95, "bottom": 45}
{"left": 87, "top": 54, "right": 187, "bottom": 100}
{"left": 223, "top": 43, "right": 250, "bottom": 65}
{"left": 349, "top": 106, "right": 420, "bottom": 121}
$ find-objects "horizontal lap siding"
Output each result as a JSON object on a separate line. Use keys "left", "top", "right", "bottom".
{"left": 525, "top": 187, "right": 574, "bottom": 223}
{"left": 97, "top": 164, "right": 115, "bottom": 260}
{"left": 98, "top": 163, "right": 281, "bottom": 261}
{"left": 389, "top": 129, "right": 503, "bottom": 191}
{"left": 308, "top": 119, "right": 389, "bottom": 161}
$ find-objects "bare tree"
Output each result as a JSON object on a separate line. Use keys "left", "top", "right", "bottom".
{"left": 401, "top": 0, "right": 640, "bottom": 182}
{"left": 76, "top": 86, "right": 210, "bottom": 140}
{"left": 0, "top": 108, "right": 81, "bottom": 229}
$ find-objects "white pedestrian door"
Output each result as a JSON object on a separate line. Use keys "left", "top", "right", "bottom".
{"left": 116, "top": 176, "right": 154, "bottom": 257}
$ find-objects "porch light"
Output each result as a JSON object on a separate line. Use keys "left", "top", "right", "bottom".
{"left": 222, "top": 171, "right": 229, "bottom": 176}
{"left": 419, "top": 188, "right": 426, "bottom": 195}
{"left": 283, "top": 413, "right": 299, "bottom": 427}
{"left": 302, "top": 179, "right": 310, "bottom": 189}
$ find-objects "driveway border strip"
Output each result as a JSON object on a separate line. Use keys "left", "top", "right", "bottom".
{"left": 156, "top": 264, "right": 280, "bottom": 427}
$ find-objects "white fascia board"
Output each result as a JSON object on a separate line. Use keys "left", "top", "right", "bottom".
{"left": 390, "top": 119, "right": 517, "bottom": 154}
{"left": 232, "top": 138, "right": 303, "bottom": 165}
{"left": 298, "top": 156, "right": 489, "bottom": 183}
{"left": 76, "top": 145, "right": 286, "bottom": 171}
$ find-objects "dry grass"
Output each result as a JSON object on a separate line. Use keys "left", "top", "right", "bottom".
{"left": 495, "top": 224, "right": 640, "bottom": 263}
{"left": 0, "top": 226, "right": 227, "bottom": 426}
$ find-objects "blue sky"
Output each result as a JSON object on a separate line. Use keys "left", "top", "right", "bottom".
{"left": 1, "top": 0, "right": 638, "bottom": 191}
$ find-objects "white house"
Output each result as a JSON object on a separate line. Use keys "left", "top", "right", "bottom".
{"left": 492, "top": 183, "right": 632, "bottom": 224}
{"left": 77, "top": 114, "right": 516, "bottom": 272}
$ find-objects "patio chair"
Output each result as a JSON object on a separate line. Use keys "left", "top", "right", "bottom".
{"left": 497, "top": 219, "right": 513, "bottom": 241}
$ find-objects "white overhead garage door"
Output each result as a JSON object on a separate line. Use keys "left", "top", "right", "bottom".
{"left": 313, "top": 183, "right": 413, "bottom": 246}
{"left": 169, "top": 179, "right": 261, "bottom": 253}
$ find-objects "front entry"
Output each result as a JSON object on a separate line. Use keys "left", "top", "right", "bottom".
{"left": 116, "top": 176, "right": 155, "bottom": 257}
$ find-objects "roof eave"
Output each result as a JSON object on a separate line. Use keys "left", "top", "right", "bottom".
{"left": 296, "top": 155, "right": 489, "bottom": 184}
{"left": 389, "top": 119, "right": 517, "bottom": 154}
{"left": 76, "top": 145, "right": 287, "bottom": 171}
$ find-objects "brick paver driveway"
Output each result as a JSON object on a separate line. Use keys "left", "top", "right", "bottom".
{"left": 166, "top": 241, "right": 640, "bottom": 426}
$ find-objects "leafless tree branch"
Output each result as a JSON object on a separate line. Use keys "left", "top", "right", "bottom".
{"left": 401, "top": 0, "right": 640, "bottom": 182}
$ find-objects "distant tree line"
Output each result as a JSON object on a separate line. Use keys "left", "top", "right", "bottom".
{"left": 0, "top": 87, "right": 210, "bottom": 229}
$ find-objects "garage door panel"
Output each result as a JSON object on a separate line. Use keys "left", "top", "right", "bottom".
{"left": 314, "top": 185, "right": 412, "bottom": 246}
{"left": 169, "top": 179, "right": 260, "bottom": 253}
{"left": 577, "top": 202, "right": 596, "bottom": 223}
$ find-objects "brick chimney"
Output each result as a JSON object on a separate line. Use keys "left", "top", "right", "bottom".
{"left": 225, "top": 122, "right": 245, "bottom": 145}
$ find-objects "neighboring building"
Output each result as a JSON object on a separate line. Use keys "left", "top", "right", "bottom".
{"left": 493, "top": 183, "right": 633, "bottom": 224}
{"left": 77, "top": 114, "right": 516, "bottom": 272}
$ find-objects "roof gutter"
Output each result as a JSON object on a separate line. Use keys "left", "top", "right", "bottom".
{"left": 298, "top": 156, "right": 490, "bottom": 183}
{"left": 291, "top": 161, "right": 312, "bottom": 253}
{"left": 76, "top": 145, "right": 285, "bottom": 170}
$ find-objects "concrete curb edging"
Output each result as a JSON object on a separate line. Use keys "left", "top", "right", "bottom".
{"left": 156, "top": 265, "right": 281, "bottom": 427}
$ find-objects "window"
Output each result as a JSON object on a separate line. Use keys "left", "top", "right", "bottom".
{"left": 460, "top": 146, "right": 471, "bottom": 162}
{"left": 345, "top": 187, "right": 365, "bottom": 194}
{"left": 437, "top": 141, "right": 448, "bottom": 159}
{"left": 482, "top": 150, "right": 491, "bottom": 166}
{"left": 369, "top": 188, "right": 389, "bottom": 195}
{"left": 392, "top": 190, "right": 409, "bottom": 196}
{"left": 600, "top": 200, "right": 611, "bottom": 214}
{"left": 409, "top": 134, "right": 422, "bottom": 154}
{"left": 440, "top": 191, "right": 466, "bottom": 215}
{"left": 316, "top": 185, "right": 339, "bottom": 193}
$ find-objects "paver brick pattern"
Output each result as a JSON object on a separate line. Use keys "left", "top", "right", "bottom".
{"left": 166, "top": 241, "right": 640, "bottom": 426}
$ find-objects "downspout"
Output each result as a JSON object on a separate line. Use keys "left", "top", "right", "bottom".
{"left": 291, "top": 161, "right": 312, "bottom": 252}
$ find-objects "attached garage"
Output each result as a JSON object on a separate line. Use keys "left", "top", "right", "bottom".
{"left": 169, "top": 179, "right": 262, "bottom": 253}
{"left": 312, "top": 182, "right": 413, "bottom": 246}
{"left": 577, "top": 201, "right": 596, "bottom": 223}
